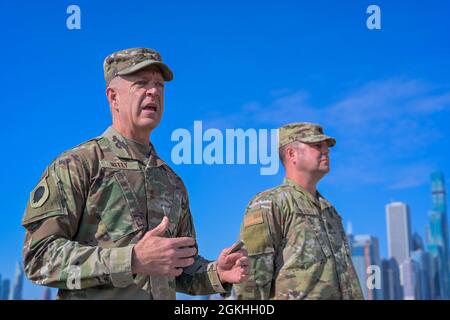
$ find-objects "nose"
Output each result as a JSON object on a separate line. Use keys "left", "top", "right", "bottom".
{"left": 145, "top": 87, "right": 160, "bottom": 100}
{"left": 321, "top": 143, "right": 329, "bottom": 155}
{"left": 145, "top": 86, "right": 158, "bottom": 95}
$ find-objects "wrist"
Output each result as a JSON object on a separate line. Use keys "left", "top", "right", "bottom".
{"left": 131, "top": 246, "right": 142, "bottom": 275}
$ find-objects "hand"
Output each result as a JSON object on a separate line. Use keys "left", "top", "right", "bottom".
{"left": 216, "top": 245, "right": 250, "bottom": 284}
{"left": 131, "top": 216, "right": 197, "bottom": 277}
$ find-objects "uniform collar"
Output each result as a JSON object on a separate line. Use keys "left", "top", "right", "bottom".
{"left": 100, "top": 126, "right": 165, "bottom": 167}
{"left": 283, "top": 178, "right": 332, "bottom": 210}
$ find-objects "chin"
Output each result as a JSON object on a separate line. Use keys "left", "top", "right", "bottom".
{"left": 320, "top": 166, "right": 330, "bottom": 173}
{"left": 138, "top": 118, "right": 161, "bottom": 130}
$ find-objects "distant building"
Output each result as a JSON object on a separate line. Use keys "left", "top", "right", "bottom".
{"left": 9, "top": 261, "right": 24, "bottom": 300}
{"left": 400, "top": 258, "right": 421, "bottom": 300}
{"left": 412, "top": 232, "right": 424, "bottom": 251}
{"left": 346, "top": 221, "right": 354, "bottom": 249}
{"left": 426, "top": 171, "right": 449, "bottom": 299}
{"left": 427, "top": 243, "right": 446, "bottom": 299}
{"left": 411, "top": 248, "right": 433, "bottom": 300}
{"left": 381, "top": 258, "right": 403, "bottom": 300}
{"left": 386, "top": 202, "right": 412, "bottom": 267}
{"left": 1, "top": 279, "right": 10, "bottom": 300}
{"left": 350, "top": 234, "right": 383, "bottom": 300}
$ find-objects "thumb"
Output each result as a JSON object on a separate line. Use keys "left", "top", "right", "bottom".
{"left": 147, "top": 216, "right": 169, "bottom": 237}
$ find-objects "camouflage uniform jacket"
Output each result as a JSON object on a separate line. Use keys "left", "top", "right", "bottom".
{"left": 22, "top": 127, "right": 227, "bottom": 299}
{"left": 234, "top": 178, "right": 363, "bottom": 300}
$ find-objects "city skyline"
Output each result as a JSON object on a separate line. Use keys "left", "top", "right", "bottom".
{"left": 348, "top": 171, "right": 450, "bottom": 300}
{"left": 1, "top": 1, "right": 449, "bottom": 300}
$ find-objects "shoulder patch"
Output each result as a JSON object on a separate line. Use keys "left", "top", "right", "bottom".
{"left": 244, "top": 211, "right": 264, "bottom": 227}
{"left": 30, "top": 178, "right": 50, "bottom": 208}
{"left": 241, "top": 209, "right": 274, "bottom": 256}
{"left": 22, "top": 167, "right": 64, "bottom": 225}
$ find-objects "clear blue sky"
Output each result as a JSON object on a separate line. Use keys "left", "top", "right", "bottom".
{"left": 1, "top": 0, "right": 449, "bottom": 299}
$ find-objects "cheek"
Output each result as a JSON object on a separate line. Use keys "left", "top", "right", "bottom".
{"left": 159, "top": 91, "right": 164, "bottom": 105}
{"left": 131, "top": 91, "right": 145, "bottom": 113}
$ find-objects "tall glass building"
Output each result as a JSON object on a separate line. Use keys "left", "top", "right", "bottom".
{"left": 426, "top": 172, "right": 449, "bottom": 299}
{"left": 411, "top": 249, "right": 433, "bottom": 299}
{"left": 10, "top": 261, "right": 23, "bottom": 300}
{"left": 1, "top": 279, "right": 10, "bottom": 300}
{"left": 386, "top": 202, "right": 412, "bottom": 267}
{"left": 400, "top": 258, "right": 421, "bottom": 300}
{"left": 381, "top": 258, "right": 403, "bottom": 300}
{"left": 350, "top": 235, "right": 383, "bottom": 300}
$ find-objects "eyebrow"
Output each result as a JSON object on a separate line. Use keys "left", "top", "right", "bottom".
{"left": 129, "top": 74, "right": 164, "bottom": 84}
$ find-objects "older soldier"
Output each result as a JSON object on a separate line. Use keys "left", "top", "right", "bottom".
{"left": 22, "top": 48, "right": 249, "bottom": 299}
{"left": 234, "top": 122, "right": 363, "bottom": 300}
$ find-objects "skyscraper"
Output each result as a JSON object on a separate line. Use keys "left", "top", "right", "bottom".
{"left": 400, "top": 258, "right": 421, "bottom": 300}
{"left": 381, "top": 258, "right": 403, "bottom": 300}
{"left": 426, "top": 171, "right": 449, "bottom": 299}
{"left": 9, "top": 261, "right": 24, "bottom": 300}
{"left": 411, "top": 248, "right": 433, "bottom": 300}
{"left": 1, "top": 279, "right": 10, "bottom": 300}
{"left": 386, "top": 202, "right": 412, "bottom": 266}
{"left": 346, "top": 221, "right": 354, "bottom": 249}
{"left": 350, "top": 234, "right": 383, "bottom": 300}
{"left": 427, "top": 243, "right": 446, "bottom": 299}
{"left": 412, "top": 232, "right": 425, "bottom": 251}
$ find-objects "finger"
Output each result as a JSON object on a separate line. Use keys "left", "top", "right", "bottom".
{"left": 147, "top": 216, "right": 169, "bottom": 237}
{"left": 238, "top": 266, "right": 251, "bottom": 277}
{"left": 174, "top": 257, "right": 195, "bottom": 268}
{"left": 238, "top": 248, "right": 248, "bottom": 256}
{"left": 221, "top": 247, "right": 232, "bottom": 255}
{"left": 170, "top": 237, "right": 196, "bottom": 248}
{"left": 236, "top": 256, "right": 250, "bottom": 267}
{"left": 241, "top": 265, "right": 251, "bottom": 275}
{"left": 175, "top": 246, "right": 197, "bottom": 259}
{"left": 169, "top": 267, "right": 183, "bottom": 277}
{"left": 239, "top": 269, "right": 250, "bottom": 278}
{"left": 240, "top": 272, "right": 250, "bottom": 281}
{"left": 224, "top": 252, "right": 245, "bottom": 264}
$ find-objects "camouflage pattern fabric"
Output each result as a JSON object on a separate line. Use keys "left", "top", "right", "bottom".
{"left": 278, "top": 122, "right": 336, "bottom": 148}
{"left": 103, "top": 47, "right": 173, "bottom": 85}
{"left": 234, "top": 178, "right": 364, "bottom": 300}
{"left": 22, "top": 127, "right": 227, "bottom": 299}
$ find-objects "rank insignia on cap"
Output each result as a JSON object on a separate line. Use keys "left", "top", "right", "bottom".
{"left": 30, "top": 178, "right": 50, "bottom": 208}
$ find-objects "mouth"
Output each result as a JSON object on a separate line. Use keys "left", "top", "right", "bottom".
{"left": 142, "top": 103, "right": 158, "bottom": 112}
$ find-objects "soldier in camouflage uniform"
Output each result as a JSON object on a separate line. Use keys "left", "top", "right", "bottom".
{"left": 234, "top": 123, "right": 364, "bottom": 300}
{"left": 22, "top": 48, "right": 250, "bottom": 300}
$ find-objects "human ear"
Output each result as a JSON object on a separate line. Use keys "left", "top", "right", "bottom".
{"left": 106, "top": 87, "right": 119, "bottom": 111}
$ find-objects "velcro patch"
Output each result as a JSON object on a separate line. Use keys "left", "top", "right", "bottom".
{"left": 100, "top": 160, "right": 140, "bottom": 170}
{"left": 241, "top": 210, "right": 274, "bottom": 255}
{"left": 22, "top": 168, "right": 64, "bottom": 226}
{"left": 244, "top": 211, "right": 264, "bottom": 227}
{"left": 30, "top": 178, "right": 50, "bottom": 208}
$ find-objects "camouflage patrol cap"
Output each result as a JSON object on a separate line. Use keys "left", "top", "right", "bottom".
{"left": 103, "top": 47, "right": 173, "bottom": 85}
{"left": 278, "top": 122, "right": 336, "bottom": 148}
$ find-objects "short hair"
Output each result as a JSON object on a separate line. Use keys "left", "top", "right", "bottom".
{"left": 279, "top": 144, "right": 287, "bottom": 167}
{"left": 279, "top": 141, "right": 301, "bottom": 168}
